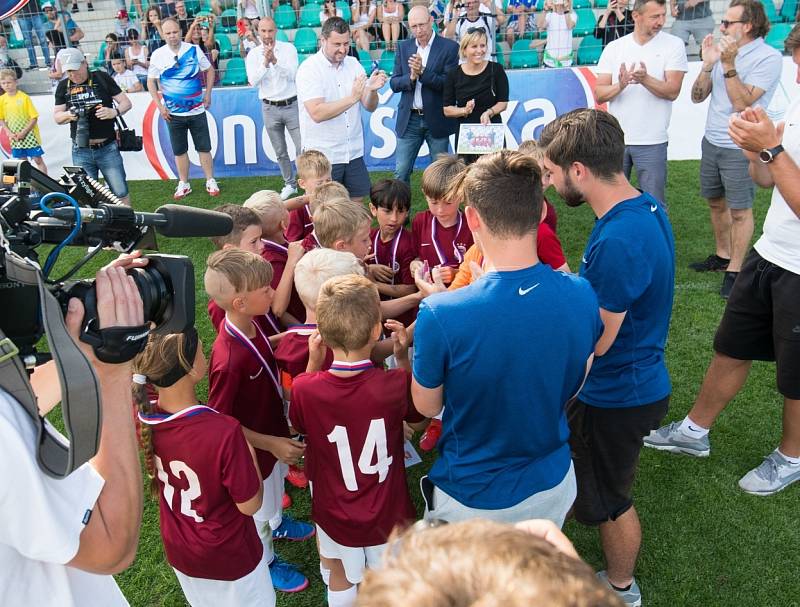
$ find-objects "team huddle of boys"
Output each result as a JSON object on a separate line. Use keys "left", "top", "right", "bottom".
{"left": 130, "top": 144, "right": 568, "bottom": 607}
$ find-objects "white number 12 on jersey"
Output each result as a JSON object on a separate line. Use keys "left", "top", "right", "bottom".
{"left": 154, "top": 455, "right": 204, "bottom": 522}
{"left": 327, "top": 419, "right": 393, "bottom": 492}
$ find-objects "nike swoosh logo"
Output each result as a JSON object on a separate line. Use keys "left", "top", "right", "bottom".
{"left": 582, "top": 256, "right": 588, "bottom": 264}
{"left": 249, "top": 368, "right": 264, "bottom": 380}
{"left": 420, "top": 243, "right": 431, "bottom": 246}
{"left": 518, "top": 283, "right": 540, "bottom": 296}
{"left": 650, "top": 204, "right": 658, "bottom": 212}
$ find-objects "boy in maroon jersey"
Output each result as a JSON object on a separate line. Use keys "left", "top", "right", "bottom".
{"left": 290, "top": 274, "right": 429, "bottom": 607}
{"left": 204, "top": 249, "right": 314, "bottom": 594}
{"left": 133, "top": 330, "right": 274, "bottom": 606}
{"left": 285, "top": 149, "right": 332, "bottom": 242}
{"left": 412, "top": 155, "right": 474, "bottom": 286}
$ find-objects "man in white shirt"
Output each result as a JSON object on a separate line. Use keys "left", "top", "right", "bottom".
{"left": 147, "top": 18, "right": 218, "bottom": 200}
{"left": 646, "top": 25, "right": 800, "bottom": 498}
{"left": 246, "top": 17, "right": 302, "bottom": 201}
{"left": 594, "top": 0, "right": 687, "bottom": 207}
{"left": 295, "top": 16, "right": 387, "bottom": 202}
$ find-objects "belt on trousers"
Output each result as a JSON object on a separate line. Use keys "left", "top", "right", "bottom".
{"left": 411, "top": 108, "right": 424, "bottom": 115}
{"left": 88, "top": 138, "right": 114, "bottom": 149}
{"left": 262, "top": 96, "right": 297, "bottom": 107}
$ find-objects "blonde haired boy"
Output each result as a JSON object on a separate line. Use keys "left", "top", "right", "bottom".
{"left": 286, "top": 149, "right": 333, "bottom": 241}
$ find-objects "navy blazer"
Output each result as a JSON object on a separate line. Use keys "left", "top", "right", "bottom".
{"left": 389, "top": 34, "right": 460, "bottom": 140}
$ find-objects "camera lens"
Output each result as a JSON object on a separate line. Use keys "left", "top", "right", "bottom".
{"left": 129, "top": 265, "right": 171, "bottom": 328}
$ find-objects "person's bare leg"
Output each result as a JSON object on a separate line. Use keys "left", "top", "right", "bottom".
{"left": 175, "top": 153, "right": 189, "bottom": 183}
{"left": 780, "top": 398, "right": 800, "bottom": 458}
{"left": 707, "top": 196, "right": 732, "bottom": 260}
{"left": 599, "top": 507, "right": 640, "bottom": 588}
{"left": 32, "top": 155, "right": 48, "bottom": 175}
{"left": 687, "top": 353, "right": 752, "bottom": 429}
{"left": 199, "top": 151, "right": 214, "bottom": 180}
{"left": 728, "top": 208, "right": 754, "bottom": 273}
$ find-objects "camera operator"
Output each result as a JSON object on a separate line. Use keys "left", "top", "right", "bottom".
{"left": 53, "top": 48, "right": 133, "bottom": 206}
{"left": 0, "top": 257, "right": 146, "bottom": 606}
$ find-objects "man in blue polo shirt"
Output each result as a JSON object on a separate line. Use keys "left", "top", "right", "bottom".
{"left": 540, "top": 108, "right": 675, "bottom": 607}
{"left": 412, "top": 150, "right": 602, "bottom": 528}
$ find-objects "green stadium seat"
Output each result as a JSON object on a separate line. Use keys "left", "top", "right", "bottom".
{"left": 765, "top": 22, "right": 793, "bottom": 50}
{"left": 6, "top": 26, "right": 25, "bottom": 49}
{"left": 274, "top": 4, "right": 298, "bottom": 29}
{"left": 92, "top": 42, "right": 107, "bottom": 70}
{"left": 379, "top": 49, "right": 395, "bottom": 75}
{"left": 761, "top": 0, "right": 781, "bottom": 23}
{"left": 572, "top": 0, "right": 593, "bottom": 9}
{"left": 495, "top": 44, "right": 505, "bottom": 68}
{"left": 509, "top": 39, "right": 540, "bottom": 69}
{"left": 184, "top": 0, "right": 200, "bottom": 15}
{"left": 306, "top": 0, "right": 324, "bottom": 3}
{"left": 215, "top": 34, "right": 234, "bottom": 59}
{"left": 577, "top": 35, "right": 603, "bottom": 65}
{"left": 299, "top": 3, "right": 322, "bottom": 27}
{"left": 219, "top": 8, "right": 238, "bottom": 33}
{"left": 573, "top": 8, "right": 596, "bottom": 36}
{"left": 221, "top": 57, "right": 248, "bottom": 85}
{"left": 276, "top": 30, "right": 289, "bottom": 42}
{"left": 780, "top": 0, "right": 798, "bottom": 22}
{"left": 595, "top": 0, "right": 608, "bottom": 7}
{"left": 294, "top": 27, "right": 319, "bottom": 54}
{"left": 337, "top": 1, "right": 352, "bottom": 22}
{"left": 358, "top": 49, "right": 374, "bottom": 72}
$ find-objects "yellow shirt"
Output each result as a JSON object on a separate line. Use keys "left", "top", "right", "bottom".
{"left": 0, "top": 91, "right": 41, "bottom": 149}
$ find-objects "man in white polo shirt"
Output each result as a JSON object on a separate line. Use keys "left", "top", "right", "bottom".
{"left": 594, "top": 0, "right": 687, "bottom": 208}
{"left": 295, "top": 16, "right": 387, "bottom": 202}
{"left": 246, "top": 16, "right": 302, "bottom": 201}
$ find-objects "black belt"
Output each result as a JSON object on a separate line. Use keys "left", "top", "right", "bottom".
{"left": 87, "top": 138, "right": 114, "bottom": 149}
{"left": 411, "top": 108, "right": 424, "bottom": 115}
{"left": 263, "top": 96, "right": 297, "bottom": 107}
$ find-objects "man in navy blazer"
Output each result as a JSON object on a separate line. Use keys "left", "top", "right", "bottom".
{"left": 390, "top": 5, "right": 459, "bottom": 184}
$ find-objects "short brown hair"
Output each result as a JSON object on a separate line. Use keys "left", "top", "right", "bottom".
{"left": 784, "top": 22, "right": 800, "bottom": 52}
{"left": 310, "top": 181, "right": 350, "bottom": 214}
{"left": 296, "top": 149, "right": 332, "bottom": 181}
{"left": 421, "top": 154, "right": 466, "bottom": 200}
{"left": 358, "top": 520, "right": 624, "bottom": 607}
{"left": 731, "top": 0, "right": 770, "bottom": 39}
{"left": 317, "top": 274, "right": 380, "bottom": 353}
{"left": 539, "top": 109, "right": 625, "bottom": 181}
{"left": 447, "top": 150, "right": 543, "bottom": 239}
{"left": 313, "top": 197, "right": 372, "bottom": 248}
{"left": 293, "top": 248, "right": 365, "bottom": 310}
{"left": 243, "top": 190, "right": 286, "bottom": 232}
{"left": 632, "top": 0, "right": 665, "bottom": 13}
{"left": 517, "top": 139, "right": 543, "bottom": 163}
{"left": 204, "top": 248, "right": 273, "bottom": 299}
{"left": 209, "top": 204, "right": 262, "bottom": 249}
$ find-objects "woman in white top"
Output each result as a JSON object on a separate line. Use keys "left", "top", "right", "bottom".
{"left": 536, "top": 0, "right": 576, "bottom": 67}
{"left": 378, "top": 0, "right": 404, "bottom": 51}
{"left": 320, "top": 0, "right": 344, "bottom": 24}
{"left": 351, "top": 0, "right": 377, "bottom": 52}
{"left": 124, "top": 28, "right": 149, "bottom": 87}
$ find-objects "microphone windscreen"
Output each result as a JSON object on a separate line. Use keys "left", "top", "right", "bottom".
{"left": 155, "top": 204, "right": 233, "bottom": 238}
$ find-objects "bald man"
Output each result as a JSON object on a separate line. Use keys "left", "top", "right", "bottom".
{"left": 246, "top": 17, "right": 302, "bottom": 200}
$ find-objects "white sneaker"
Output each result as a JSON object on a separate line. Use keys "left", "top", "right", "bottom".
{"left": 206, "top": 178, "right": 220, "bottom": 197}
{"left": 280, "top": 184, "right": 298, "bottom": 201}
{"left": 738, "top": 450, "right": 800, "bottom": 496}
{"left": 173, "top": 181, "right": 192, "bottom": 200}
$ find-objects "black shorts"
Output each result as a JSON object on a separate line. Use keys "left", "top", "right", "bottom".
{"left": 166, "top": 112, "right": 212, "bottom": 157}
{"left": 568, "top": 396, "right": 669, "bottom": 526}
{"left": 714, "top": 249, "right": 800, "bottom": 399}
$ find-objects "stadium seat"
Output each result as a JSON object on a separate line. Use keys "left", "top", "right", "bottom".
{"left": 6, "top": 27, "right": 25, "bottom": 49}
{"left": 780, "top": 0, "right": 798, "bottom": 22}
{"left": 379, "top": 49, "right": 395, "bottom": 75}
{"left": 221, "top": 57, "right": 248, "bottom": 85}
{"left": 274, "top": 4, "right": 298, "bottom": 29}
{"left": 294, "top": 27, "right": 319, "bottom": 54}
{"left": 216, "top": 34, "right": 234, "bottom": 59}
{"left": 595, "top": 0, "right": 608, "bottom": 7}
{"left": 572, "top": 0, "right": 593, "bottom": 9}
{"left": 299, "top": 4, "right": 322, "bottom": 27}
{"left": 509, "top": 39, "right": 540, "bottom": 69}
{"left": 761, "top": 0, "right": 781, "bottom": 23}
{"left": 577, "top": 35, "right": 603, "bottom": 65}
{"left": 276, "top": 30, "right": 289, "bottom": 42}
{"left": 358, "top": 48, "right": 374, "bottom": 72}
{"left": 92, "top": 42, "right": 107, "bottom": 70}
{"left": 219, "top": 8, "right": 238, "bottom": 33}
{"left": 765, "top": 22, "right": 793, "bottom": 50}
{"left": 573, "top": 8, "right": 596, "bottom": 36}
{"left": 337, "top": 1, "right": 352, "bottom": 22}
{"left": 495, "top": 44, "right": 505, "bottom": 68}
{"left": 184, "top": 0, "right": 200, "bottom": 15}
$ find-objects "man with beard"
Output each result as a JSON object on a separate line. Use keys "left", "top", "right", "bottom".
{"left": 539, "top": 108, "right": 675, "bottom": 607}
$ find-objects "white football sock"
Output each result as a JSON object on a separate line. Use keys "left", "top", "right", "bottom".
{"left": 319, "top": 564, "right": 331, "bottom": 587}
{"left": 777, "top": 449, "right": 800, "bottom": 466}
{"left": 678, "top": 416, "right": 709, "bottom": 439}
{"left": 328, "top": 585, "right": 357, "bottom": 607}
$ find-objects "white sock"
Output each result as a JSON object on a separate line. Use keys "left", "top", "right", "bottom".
{"left": 777, "top": 449, "right": 800, "bottom": 466}
{"left": 327, "top": 585, "right": 357, "bottom": 607}
{"left": 319, "top": 564, "right": 331, "bottom": 587}
{"left": 678, "top": 416, "right": 709, "bottom": 439}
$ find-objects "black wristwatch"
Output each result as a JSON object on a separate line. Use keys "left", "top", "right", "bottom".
{"left": 723, "top": 69, "right": 738, "bottom": 79}
{"left": 759, "top": 144, "right": 784, "bottom": 164}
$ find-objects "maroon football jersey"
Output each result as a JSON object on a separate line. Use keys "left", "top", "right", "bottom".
{"left": 274, "top": 326, "right": 334, "bottom": 380}
{"left": 368, "top": 227, "right": 418, "bottom": 329}
{"left": 145, "top": 407, "right": 263, "bottom": 580}
{"left": 290, "top": 368, "right": 424, "bottom": 547}
{"left": 261, "top": 239, "right": 306, "bottom": 322}
{"left": 208, "top": 322, "right": 289, "bottom": 477}
{"left": 207, "top": 300, "right": 281, "bottom": 337}
{"left": 286, "top": 204, "right": 313, "bottom": 242}
{"left": 412, "top": 210, "right": 474, "bottom": 270}
{"left": 301, "top": 231, "right": 321, "bottom": 253}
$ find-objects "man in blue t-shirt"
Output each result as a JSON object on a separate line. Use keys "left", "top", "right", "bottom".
{"left": 412, "top": 150, "right": 602, "bottom": 528}
{"left": 540, "top": 108, "right": 675, "bottom": 607}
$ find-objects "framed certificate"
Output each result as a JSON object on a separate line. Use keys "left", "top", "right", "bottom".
{"left": 456, "top": 123, "right": 505, "bottom": 155}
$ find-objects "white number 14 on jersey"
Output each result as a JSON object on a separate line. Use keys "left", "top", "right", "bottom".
{"left": 327, "top": 419, "right": 393, "bottom": 492}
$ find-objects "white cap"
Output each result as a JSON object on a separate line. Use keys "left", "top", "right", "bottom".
{"left": 60, "top": 48, "right": 86, "bottom": 71}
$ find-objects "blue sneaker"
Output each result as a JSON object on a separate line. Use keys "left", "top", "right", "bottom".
{"left": 272, "top": 515, "right": 315, "bottom": 541}
{"left": 268, "top": 555, "right": 309, "bottom": 593}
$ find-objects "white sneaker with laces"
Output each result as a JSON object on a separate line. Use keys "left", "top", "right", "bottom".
{"left": 206, "top": 178, "right": 220, "bottom": 196}
{"left": 173, "top": 181, "right": 192, "bottom": 200}
{"left": 280, "top": 184, "right": 298, "bottom": 200}
{"left": 738, "top": 450, "right": 800, "bottom": 496}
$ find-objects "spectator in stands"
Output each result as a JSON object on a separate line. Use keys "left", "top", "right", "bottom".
{"left": 321, "top": 0, "right": 344, "bottom": 25}
{"left": 506, "top": 0, "right": 541, "bottom": 48}
{"left": 246, "top": 17, "right": 302, "bottom": 200}
{"left": 390, "top": 4, "right": 459, "bottom": 184}
{"left": 103, "top": 33, "right": 122, "bottom": 73}
{"left": 239, "top": 0, "right": 266, "bottom": 27}
{"left": 296, "top": 17, "right": 388, "bottom": 201}
{"left": 443, "top": 28, "right": 508, "bottom": 162}
{"left": 125, "top": 29, "right": 149, "bottom": 87}
{"left": 351, "top": 0, "right": 378, "bottom": 52}
{"left": 157, "top": 0, "right": 179, "bottom": 17}
{"left": 111, "top": 56, "right": 143, "bottom": 92}
{"left": 670, "top": 0, "right": 714, "bottom": 48}
{"left": 445, "top": 0, "right": 507, "bottom": 59}
{"left": 537, "top": 0, "right": 576, "bottom": 67}
{"left": 115, "top": 10, "right": 132, "bottom": 41}
{"left": 378, "top": 0, "right": 405, "bottom": 51}
{"left": 0, "top": 36, "right": 23, "bottom": 80}
{"left": 238, "top": 18, "right": 259, "bottom": 57}
{"left": 594, "top": 0, "right": 687, "bottom": 207}
{"left": 272, "top": 0, "right": 301, "bottom": 18}
{"left": 200, "top": 19, "right": 221, "bottom": 86}
{"left": 43, "top": 1, "right": 85, "bottom": 48}
{"left": 174, "top": 0, "right": 192, "bottom": 36}
{"left": 48, "top": 47, "right": 70, "bottom": 91}
{"left": 595, "top": 0, "right": 635, "bottom": 48}
{"left": 13, "top": 0, "right": 52, "bottom": 70}
{"left": 688, "top": 0, "right": 782, "bottom": 299}
{"left": 143, "top": 5, "right": 165, "bottom": 55}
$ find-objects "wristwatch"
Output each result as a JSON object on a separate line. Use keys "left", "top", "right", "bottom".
{"left": 723, "top": 69, "right": 738, "bottom": 79}
{"left": 759, "top": 144, "right": 784, "bottom": 164}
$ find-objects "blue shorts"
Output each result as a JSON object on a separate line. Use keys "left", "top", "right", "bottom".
{"left": 331, "top": 156, "right": 371, "bottom": 198}
{"left": 71, "top": 140, "right": 129, "bottom": 199}
{"left": 12, "top": 146, "right": 44, "bottom": 158}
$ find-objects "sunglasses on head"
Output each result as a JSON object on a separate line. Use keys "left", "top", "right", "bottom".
{"left": 466, "top": 27, "right": 486, "bottom": 34}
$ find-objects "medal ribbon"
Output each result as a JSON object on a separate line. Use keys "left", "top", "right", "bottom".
{"left": 431, "top": 213, "right": 464, "bottom": 266}
{"left": 262, "top": 239, "right": 288, "bottom": 254}
{"left": 224, "top": 316, "right": 283, "bottom": 397}
{"left": 138, "top": 404, "right": 216, "bottom": 426}
{"left": 373, "top": 229, "right": 402, "bottom": 284}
